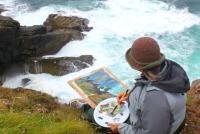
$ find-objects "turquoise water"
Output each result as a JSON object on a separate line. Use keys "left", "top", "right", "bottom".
{"left": 1, "top": 0, "right": 200, "bottom": 101}
{"left": 17, "top": 0, "right": 102, "bottom": 11}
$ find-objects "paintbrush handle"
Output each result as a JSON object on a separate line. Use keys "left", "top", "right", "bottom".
{"left": 111, "top": 105, "right": 118, "bottom": 115}
{"left": 122, "top": 89, "right": 129, "bottom": 98}
{"left": 111, "top": 89, "right": 129, "bottom": 115}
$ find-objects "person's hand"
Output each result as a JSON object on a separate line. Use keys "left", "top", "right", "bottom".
{"left": 108, "top": 123, "right": 120, "bottom": 134}
{"left": 117, "top": 92, "right": 128, "bottom": 105}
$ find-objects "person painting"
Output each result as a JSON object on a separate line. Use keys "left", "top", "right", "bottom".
{"left": 108, "top": 37, "right": 190, "bottom": 134}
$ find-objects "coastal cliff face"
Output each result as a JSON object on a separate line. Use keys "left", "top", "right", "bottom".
{"left": 0, "top": 15, "right": 20, "bottom": 67}
{"left": 0, "top": 14, "right": 92, "bottom": 63}
{"left": 0, "top": 14, "right": 94, "bottom": 80}
{"left": 182, "top": 79, "right": 200, "bottom": 133}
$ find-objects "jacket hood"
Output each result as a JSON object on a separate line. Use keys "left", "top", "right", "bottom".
{"left": 151, "top": 60, "right": 190, "bottom": 93}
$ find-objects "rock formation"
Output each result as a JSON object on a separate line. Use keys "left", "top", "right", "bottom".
{"left": 44, "top": 14, "right": 92, "bottom": 32}
{"left": 0, "top": 14, "right": 93, "bottom": 83}
{"left": 181, "top": 79, "right": 200, "bottom": 133}
{"left": 0, "top": 15, "right": 20, "bottom": 74}
{"left": 27, "top": 55, "right": 94, "bottom": 76}
{"left": 0, "top": 14, "right": 92, "bottom": 63}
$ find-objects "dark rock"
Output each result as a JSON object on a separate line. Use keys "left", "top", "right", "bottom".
{"left": 0, "top": 14, "right": 92, "bottom": 76}
{"left": 44, "top": 14, "right": 93, "bottom": 32}
{"left": 27, "top": 55, "right": 94, "bottom": 76}
{"left": 18, "top": 30, "right": 74, "bottom": 58}
{"left": 20, "top": 25, "right": 47, "bottom": 36}
{"left": 21, "top": 78, "right": 31, "bottom": 86}
{"left": 0, "top": 15, "right": 20, "bottom": 64}
{"left": 63, "top": 29, "right": 85, "bottom": 40}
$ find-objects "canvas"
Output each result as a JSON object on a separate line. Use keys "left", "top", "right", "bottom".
{"left": 68, "top": 68, "right": 128, "bottom": 108}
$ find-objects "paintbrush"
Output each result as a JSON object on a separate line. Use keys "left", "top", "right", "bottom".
{"left": 110, "top": 89, "right": 129, "bottom": 115}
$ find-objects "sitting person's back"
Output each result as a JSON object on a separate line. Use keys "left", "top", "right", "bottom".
{"left": 109, "top": 37, "right": 190, "bottom": 134}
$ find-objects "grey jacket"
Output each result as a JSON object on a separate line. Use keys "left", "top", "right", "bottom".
{"left": 119, "top": 60, "right": 190, "bottom": 134}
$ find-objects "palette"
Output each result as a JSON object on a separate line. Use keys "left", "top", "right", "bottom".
{"left": 93, "top": 97, "right": 129, "bottom": 127}
{"left": 99, "top": 102, "right": 123, "bottom": 116}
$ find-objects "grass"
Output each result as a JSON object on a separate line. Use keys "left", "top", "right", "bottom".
{"left": 1, "top": 82, "right": 200, "bottom": 134}
{"left": 0, "top": 112, "right": 96, "bottom": 134}
{"left": 0, "top": 87, "right": 100, "bottom": 134}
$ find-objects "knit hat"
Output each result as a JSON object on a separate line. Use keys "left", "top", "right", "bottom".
{"left": 125, "top": 37, "right": 165, "bottom": 71}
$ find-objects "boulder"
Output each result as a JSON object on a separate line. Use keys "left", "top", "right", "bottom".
{"left": 17, "top": 14, "right": 89, "bottom": 59}
{"left": 21, "top": 78, "right": 31, "bottom": 86}
{"left": 43, "top": 14, "right": 93, "bottom": 32}
{"left": 18, "top": 30, "right": 74, "bottom": 59}
{"left": 0, "top": 15, "right": 20, "bottom": 64}
{"left": 20, "top": 25, "right": 47, "bottom": 36}
{"left": 27, "top": 55, "right": 94, "bottom": 76}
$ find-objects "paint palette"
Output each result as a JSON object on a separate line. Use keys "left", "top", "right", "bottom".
{"left": 99, "top": 102, "right": 123, "bottom": 116}
{"left": 93, "top": 97, "right": 129, "bottom": 127}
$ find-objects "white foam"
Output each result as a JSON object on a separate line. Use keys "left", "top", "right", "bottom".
{"left": 1, "top": 0, "right": 30, "bottom": 18}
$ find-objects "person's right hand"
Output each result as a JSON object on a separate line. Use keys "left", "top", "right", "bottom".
{"left": 117, "top": 92, "right": 128, "bottom": 105}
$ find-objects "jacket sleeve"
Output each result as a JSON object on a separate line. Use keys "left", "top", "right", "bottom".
{"left": 118, "top": 90, "right": 171, "bottom": 134}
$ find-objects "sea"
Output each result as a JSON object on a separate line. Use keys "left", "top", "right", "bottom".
{"left": 1, "top": 0, "right": 200, "bottom": 102}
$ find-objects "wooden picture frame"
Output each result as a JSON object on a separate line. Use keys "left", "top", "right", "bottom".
{"left": 68, "top": 67, "right": 128, "bottom": 109}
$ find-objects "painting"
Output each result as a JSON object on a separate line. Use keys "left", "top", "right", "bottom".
{"left": 68, "top": 67, "right": 128, "bottom": 108}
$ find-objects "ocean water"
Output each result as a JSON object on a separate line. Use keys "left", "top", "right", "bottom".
{"left": 1, "top": 0, "right": 200, "bottom": 102}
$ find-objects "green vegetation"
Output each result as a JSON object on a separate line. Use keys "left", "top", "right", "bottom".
{"left": 0, "top": 87, "right": 100, "bottom": 134}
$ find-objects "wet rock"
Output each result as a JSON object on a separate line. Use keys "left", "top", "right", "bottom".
{"left": 0, "top": 15, "right": 20, "bottom": 64}
{"left": 20, "top": 25, "right": 47, "bottom": 36}
{"left": 21, "top": 78, "right": 31, "bottom": 86}
{"left": 0, "top": 14, "right": 91, "bottom": 64}
{"left": 63, "top": 29, "right": 85, "bottom": 40}
{"left": 19, "top": 30, "right": 74, "bottom": 58}
{"left": 0, "top": 14, "right": 92, "bottom": 75}
{"left": 44, "top": 14, "right": 93, "bottom": 32}
{"left": 27, "top": 55, "right": 94, "bottom": 76}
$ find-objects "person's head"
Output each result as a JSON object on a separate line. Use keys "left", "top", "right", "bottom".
{"left": 125, "top": 37, "right": 165, "bottom": 81}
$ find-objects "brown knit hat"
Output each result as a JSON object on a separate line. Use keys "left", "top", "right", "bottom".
{"left": 126, "top": 37, "right": 165, "bottom": 71}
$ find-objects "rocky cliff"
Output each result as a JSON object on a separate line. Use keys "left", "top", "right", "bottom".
{"left": 182, "top": 79, "right": 200, "bottom": 133}
{"left": 0, "top": 14, "right": 94, "bottom": 80}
